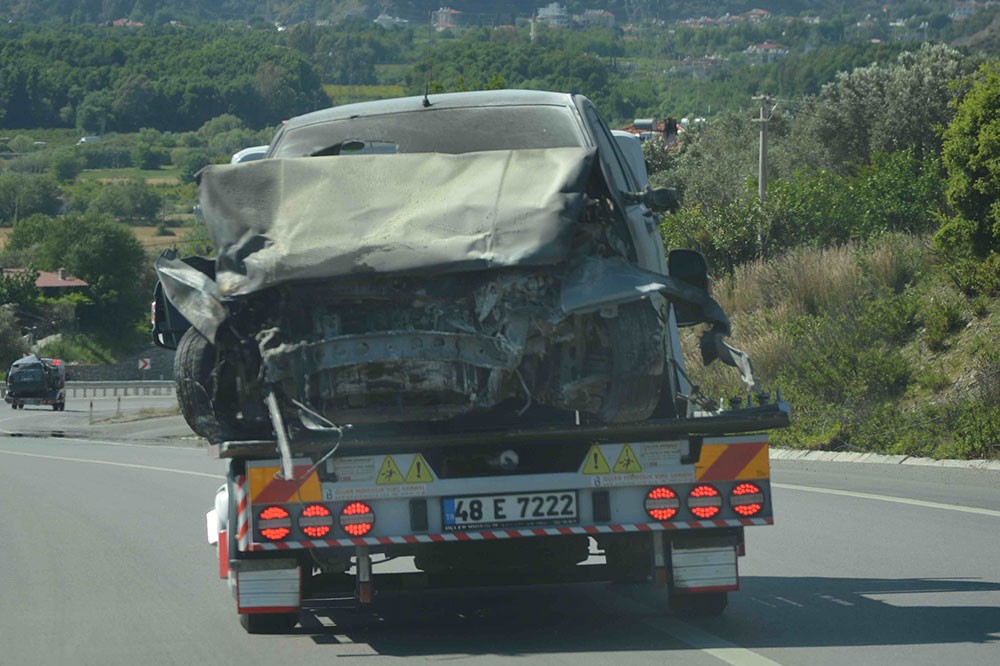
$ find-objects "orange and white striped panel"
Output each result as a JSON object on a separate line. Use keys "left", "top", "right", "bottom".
{"left": 247, "top": 461, "right": 322, "bottom": 505}
{"left": 695, "top": 436, "right": 769, "bottom": 482}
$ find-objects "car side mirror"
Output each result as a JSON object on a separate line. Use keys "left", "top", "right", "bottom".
{"left": 623, "top": 186, "right": 678, "bottom": 213}
{"left": 668, "top": 249, "right": 711, "bottom": 327}
{"left": 644, "top": 186, "right": 679, "bottom": 212}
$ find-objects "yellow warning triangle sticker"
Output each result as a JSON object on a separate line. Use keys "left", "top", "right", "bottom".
{"left": 613, "top": 443, "right": 643, "bottom": 473}
{"left": 376, "top": 456, "right": 404, "bottom": 485}
{"left": 405, "top": 454, "right": 434, "bottom": 484}
{"left": 582, "top": 444, "right": 612, "bottom": 474}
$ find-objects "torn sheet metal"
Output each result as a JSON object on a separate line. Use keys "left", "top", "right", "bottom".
{"left": 155, "top": 251, "right": 227, "bottom": 343}
{"left": 196, "top": 147, "right": 596, "bottom": 298}
{"left": 560, "top": 256, "right": 731, "bottom": 334}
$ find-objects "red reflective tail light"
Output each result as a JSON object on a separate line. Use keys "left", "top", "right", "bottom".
{"left": 340, "top": 502, "right": 375, "bottom": 537}
{"left": 644, "top": 487, "right": 679, "bottom": 521}
{"left": 258, "top": 505, "right": 291, "bottom": 541}
{"left": 299, "top": 504, "right": 334, "bottom": 538}
{"left": 687, "top": 484, "right": 721, "bottom": 519}
{"left": 730, "top": 482, "right": 764, "bottom": 517}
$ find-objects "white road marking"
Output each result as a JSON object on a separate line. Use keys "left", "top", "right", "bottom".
{"left": 0, "top": 448, "right": 222, "bottom": 479}
{"left": 656, "top": 617, "right": 786, "bottom": 666}
{"left": 774, "top": 482, "right": 1000, "bottom": 517}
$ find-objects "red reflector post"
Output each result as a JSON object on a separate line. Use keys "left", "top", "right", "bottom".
{"left": 340, "top": 502, "right": 375, "bottom": 537}
{"left": 730, "top": 482, "right": 764, "bottom": 517}
{"left": 688, "top": 484, "right": 722, "bottom": 519}
{"left": 258, "top": 506, "right": 291, "bottom": 541}
{"left": 645, "top": 487, "right": 679, "bottom": 521}
{"left": 299, "top": 504, "right": 334, "bottom": 538}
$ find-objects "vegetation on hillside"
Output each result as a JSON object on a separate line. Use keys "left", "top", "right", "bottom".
{"left": 646, "top": 44, "right": 1000, "bottom": 460}
{"left": 0, "top": 9, "right": 998, "bottom": 458}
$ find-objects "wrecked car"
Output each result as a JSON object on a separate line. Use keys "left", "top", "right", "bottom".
{"left": 153, "top": 90, "right": 757, "bottom": 442}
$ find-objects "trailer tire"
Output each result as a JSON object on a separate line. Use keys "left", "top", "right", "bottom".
{"left": 668, "top": 591, "right": 728, "bottom": 617}
{"left": 239, "top": 612, "right": 298, "bottom": 634}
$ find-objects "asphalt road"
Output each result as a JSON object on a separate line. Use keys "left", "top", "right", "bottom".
{"left": 0, "top": 415, "right": 997, "bottom": 666}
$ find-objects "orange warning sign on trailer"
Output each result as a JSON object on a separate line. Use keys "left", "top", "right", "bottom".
{"left": 695, "top": 439, "right": 769, "bottom": 481}
{"left": 248, "top": 463, "right": 322, "bottom": 504}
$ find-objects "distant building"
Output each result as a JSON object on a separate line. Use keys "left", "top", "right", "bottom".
{"left": 537, "top": 2, "right": 570, "bottom": 29}
{"left": 577, "top": 9, "right": 615, "bottom": 28}
{"left": 952, "top": 1, "right": 986, "bottom": 20}
{"left": 745, "top": 41, "right": 790, "bottom": 64}
{"left": 1, "top": 268, "right": 89, "bottom": 296}
{"left": 746, "top": 8, "right": 772, "bottom": 22}
{"left": 432, "top": 7, "right": 462, "bottom": 31}
{"left": 109, "top": 17, "right": 144, "bottom": 28}
{"left": 374, "top": 13, "right": 409, "bottom": 29}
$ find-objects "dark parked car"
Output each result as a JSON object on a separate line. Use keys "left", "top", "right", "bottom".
{"left": 153, "top": 90, "right": 756, "bottom": 442}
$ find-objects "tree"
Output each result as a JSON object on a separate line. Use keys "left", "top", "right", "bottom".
{"left": 84, "top": 179, "right": 163, "bottom": 223}
{"left": 0, "top": 266, "right": 40, "bottom": 307}
{"left": 3, "top": 211, "right": 152, "bottom": 334}
{"left": 810, "top": 43, "right": 974, "bottom": 168}
{"left": 0, "top": 173, "right": 63, "bottom": 225}
{"left": 935, "top": 61, "right": 1000, "bottom": 294}
{"left": 76, "top": 89, "right": 113, "bottom": 135}
{"left": 49, "top": 151, "right": 84, "bottom": 183}
{"left": 0, "top": 308, "right": 29, "bottom": 373}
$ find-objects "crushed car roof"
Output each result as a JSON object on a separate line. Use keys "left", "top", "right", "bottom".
{"left": 279, "top": 89, "right": 581, "bottom": 131}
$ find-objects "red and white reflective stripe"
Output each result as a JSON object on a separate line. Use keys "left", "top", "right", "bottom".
{"left": 246, "top": 517, "right": 773, "bottom": 551}
{"left": 235, "top": 475, "right": 249, "bottom": 551}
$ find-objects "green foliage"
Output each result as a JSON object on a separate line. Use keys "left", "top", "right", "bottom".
{"left": 1, "top": 212, "right": 152, "bottom": 335}
{"left": 0, "top": 24, "right": 328, "bottom": 132}
{"left": 0, "top": 266, "right": 40, "bottom": 306}
{"left": 807, "top": 43, "right": 973, "bottom": 167}
{"left": 178, "top": 152, "right": 211, "bottom": 183}
{"left": 131, "top": 143, "right": 168, "bottom": 171}
{"left": 0, "top": 308, "right": 28, "bottom": 372}
{"left": 48, "top": 150, "right": 84, "bottom": 182}
{"left": 0, "top": 173, "right": 63, "bottom": 225}
{"left": 74, "top": 179, "right": 164, "bottom": 224}
{"left": 921, "top": 285, "right": 965, "bottom": 351}
{"left": 777, "top": 297, "right": 914, "bottom": 408}
{"left": 35, "top": 333, "right": 115, "bottom": 365}
{"left": 659, "top": 146, "right": 944, "bottom": 271}
{"left": 936, "top": 61, "right": 1000, "bottom": 294}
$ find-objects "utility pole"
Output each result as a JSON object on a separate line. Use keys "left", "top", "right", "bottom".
{"left": 751, "top": 94, "right": 773, "bottom": 206}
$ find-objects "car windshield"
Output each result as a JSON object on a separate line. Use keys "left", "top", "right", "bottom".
{"left": 270, "top": 104, "right": 585, "bottom": 158}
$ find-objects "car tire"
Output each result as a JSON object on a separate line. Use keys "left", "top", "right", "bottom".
{"left": 175, "top": 327, "right": 220, "bottom": 439}
{"left": 175, "top": 327, "right": 270, "bottom": 442}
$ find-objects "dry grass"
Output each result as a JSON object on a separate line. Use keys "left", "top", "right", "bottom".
{"left": 715, "top": 244, "right": 864, "bottom": 317}
{"left": 0, "top": 226, "right": 193, "bottom": 252}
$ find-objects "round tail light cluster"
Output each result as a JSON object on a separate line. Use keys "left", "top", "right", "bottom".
{"left": 645, "top": 487, "right": 680, "bottom": 521}
{"left": 729, "top": 482, "right": 764, "bottom": 516}
{"left": 687, "top": 484, "right": 722, "bottom": 519}
{"left": 339, "top": 501, "right": 376, "bottom": 537}
{"left": 256, "top": 502, "right": 375, "bottom": 540}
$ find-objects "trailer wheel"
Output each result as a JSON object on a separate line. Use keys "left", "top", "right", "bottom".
{"left": 668, "top": 591, "right": 728, "bottom": 617}
{"left": 239, "top": 612, "right": 298, "bottom": 634}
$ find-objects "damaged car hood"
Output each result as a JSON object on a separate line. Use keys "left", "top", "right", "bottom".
{"left": 197, "top": 147, "right": 596, "bottom": 297}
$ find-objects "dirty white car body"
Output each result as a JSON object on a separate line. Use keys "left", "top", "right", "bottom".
{"left": 154, "top": 90, "right": 751, "bottom": 442}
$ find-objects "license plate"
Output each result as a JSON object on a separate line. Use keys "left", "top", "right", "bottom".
{"left": 442, "top": 491, "right": 578, "bottom": 531}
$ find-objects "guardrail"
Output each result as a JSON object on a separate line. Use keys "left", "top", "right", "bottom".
{"left": 1, "top": 381, "right": 176, "bottom": 399}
